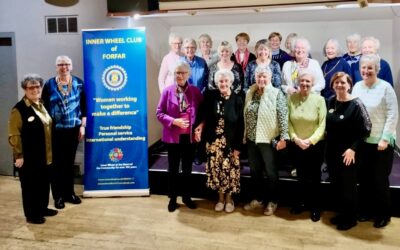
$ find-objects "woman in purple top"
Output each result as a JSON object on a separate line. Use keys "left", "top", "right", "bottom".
{"left": 156, "top": 61, "right": 203, "bottom": 212}
{"left": 158, "top": 33, "right": 183, "bottom": 93}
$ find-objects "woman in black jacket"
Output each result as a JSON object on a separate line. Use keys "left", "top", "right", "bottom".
{"left": 197, "top": 69, "right": 244, "bottom": 213}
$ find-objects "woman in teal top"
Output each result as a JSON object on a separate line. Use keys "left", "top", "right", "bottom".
{"left": 288, "top": 71, "right": 327, "bottom": 222}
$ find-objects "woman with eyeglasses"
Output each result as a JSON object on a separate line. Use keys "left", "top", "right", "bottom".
{"left": 8, "top": 74, "right": 58, "bottom": 224}
{"left": 42, "top": 55, "right": 86, "bottom": 210}
{"left": 288, "top": 71, "right": 327, "bottom": 222}
{"left": 157, "top": 61, "right": 203, "bottom": 212}
{"left": 180, "top": 38, "right": 209, "bottom": 93}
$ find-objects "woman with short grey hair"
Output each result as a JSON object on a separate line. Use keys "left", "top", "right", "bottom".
{"left": 198, "top": 68, "right": 244, "bottom": 213}
{"left": 343, "top": 33, "right": 361, "bottom": 67}
{"left": 158, "top": 33, "right": 183, "bottom": 93}
{"left": 243, "top": 65, "right": 289, "bottom": 216}
{"left": 320, "top": 38, "right": 352, "bottom": 99}
{"left": 351, "top": 36, "right": 393, "bottom": 85}
{"left": 8, "top": 73, "right": 58, "bottom": 224}
{"left": 281, "top": 37, "right": 324, "bottom": 95}
{"left": 352, "top": 54, "right": 398, "bottom": 228}
{"left": 181, "top": 38, "right": 209, "bottom": 93}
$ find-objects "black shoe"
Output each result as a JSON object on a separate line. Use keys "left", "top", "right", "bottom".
{"left": 337, "top": 220, "right": 357, "bottom": 231}
{"left": 43, "top": 208, "right": 58, "bottom": 217}
{"left": 357, "top": 214, "right": 372, "bottom": 222}
{"left": 55, "top": 198, "right": 65, "bottom": 209}
{"left": 310, "top": 210, "right": 320, "bottom": 222}
{"left": 168, "top": 199, "right": 179, "bottom": 212}
{"left": 26, "top": 217, "right": 46, "bottom": 224}
{"left": 330, "top": 215, "right": 343, "bottom": 226}
{"left": 290, "top": 204, "right": 305, "bottom": 214}
{"left": 182, "top": 198, "right": 197, "bottom": 209}
{"left": 65, "top": 194, "right": 82, "bottom": 204}
{"left": 373, "top": 217, "right": 390, "bottom": 228}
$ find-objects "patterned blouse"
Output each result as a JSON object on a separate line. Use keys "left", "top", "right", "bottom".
{"left": 244, "top": 91, "right": 261, "bottom": 141}
{"left": 208, "top": 62, "right": 244, "bottom": 95}
{"left": 244, "top": 60, "right": 282, "bottom": 92}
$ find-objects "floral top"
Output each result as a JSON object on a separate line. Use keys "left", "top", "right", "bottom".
{"left": 244, "top": 91, "right": 261, "bottom": 141}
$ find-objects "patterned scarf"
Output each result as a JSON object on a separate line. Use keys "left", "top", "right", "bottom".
{"left": 176, "top": 83, "right": 189, "bottom": 112}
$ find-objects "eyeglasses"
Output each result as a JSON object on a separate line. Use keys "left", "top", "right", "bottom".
{"left": 171, "top": 42, "right": 182, "bottom": 45}
{"left": 184, "top": 47, "right": 196, "bottom": 50}
{"left": 57, "top": 63, "right": 71, "bottom": 67}
{"left": 25, "top": 85, "right": 42, "bottom": 90}
{"left": 175, "top": 71, "right": 188, "bottom": 75}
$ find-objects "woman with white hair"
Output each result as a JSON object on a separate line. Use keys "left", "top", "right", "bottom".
{"left": 157, "top": 61, "right": 203, "bottom": 212}
{"left": 208, "top": 41, "right": 244, "bottom": 95}
{"left": 158, "top": 33, "right": 183, "bottom": 93}
{"left": 181, "top": 37, "right": 209, "bottom": 93}
{"left": 320, "top": 38, "right": 352, "bottom": 99}
{"left": 281, "top": 37, "right": 325, "bottom": 95}
{"left": 352, "top": 54, "right": 398, "bottom": 228}
{"left": 243, "top": 66, "right": 289, "bottom": 216}
{"left": 42, "top": 55, "right": 86, "bottom": 210}
{"left": 351, "top": 36, "right": 393, "bottom": 85}
{"left": 342, "top": 33, "right": 362, "bottom": 67}
{"left": 197, "top": 69, "right": 244, "bottom": 213}
{"left": 196, "top": 33, "right": 219, "bottom": 67}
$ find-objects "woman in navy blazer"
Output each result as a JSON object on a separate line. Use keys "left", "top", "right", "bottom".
{"left": 156, "top": 61, "right": 203, "bottom": 212}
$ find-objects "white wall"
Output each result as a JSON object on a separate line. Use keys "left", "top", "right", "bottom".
{"left": 170, "top": 20, "right": 393, "bottom": 71}
{"left": 0, "top": 0, "right": 127, "bottom": 98}
{"left": 128, "top": 18, "right": 170, "bottom": 145}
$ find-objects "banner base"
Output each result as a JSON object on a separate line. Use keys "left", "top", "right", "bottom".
{"left": 83, "top": 189, "right": 150, "bottom": 198}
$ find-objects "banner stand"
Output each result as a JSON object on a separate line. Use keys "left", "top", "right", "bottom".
{"left": 82, "top": 28, "right": 149, "bottom": 197}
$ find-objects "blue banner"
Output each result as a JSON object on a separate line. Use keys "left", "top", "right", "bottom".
{"left": 82, "top": 28, "right": 149, "bottom": 197}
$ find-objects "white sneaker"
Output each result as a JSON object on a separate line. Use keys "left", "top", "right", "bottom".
{"left": 264, "top": 202, "right": 278, "bottom": 216}
{"left": 214, "top": 202, "right": 225, "bottom": 212}
{"left": 244, "top": 199, "right": 263, "bottom": 211}
{"left": 225, "top": 201, "right": 235, "bottom": 213}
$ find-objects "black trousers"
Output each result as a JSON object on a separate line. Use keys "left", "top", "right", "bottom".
{"left": 166, "top": 134, "right": 195, "bottom": 199}
{"left": 359, "top": 143, "right": 394, "bottom": 219}
{"left": 19, "top": 163, "right": 50, "bottom": 219}
{"left": 247, "top": 141, "right": 279, "bottom": 203}
{"left": 327, "top": 149, "right": 358, "bottom": 221}
{"left": 291, "top": 141, "right": 325, "bottom": 211}
{"left": 51, "top": 126, "right": 80, "bottom": 200}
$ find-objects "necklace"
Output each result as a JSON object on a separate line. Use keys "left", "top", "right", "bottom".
{"left": 56, "top": 76, "right": 72, "bottom": 97}
{"left": 323, "top": 59, "right": 340, "bottom": 77}
{"left": 56, "top": 76, "right": 72, "bottom": 107}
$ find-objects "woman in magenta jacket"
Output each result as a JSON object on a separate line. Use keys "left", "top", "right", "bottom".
{"left": 156, "top": 60, "right": 203, "bottom": 212}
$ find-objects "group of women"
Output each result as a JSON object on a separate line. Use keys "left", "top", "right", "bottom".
{"left": 156, "top": 31, "right": 398, "bottom": 232}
